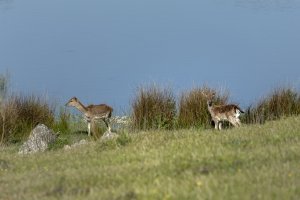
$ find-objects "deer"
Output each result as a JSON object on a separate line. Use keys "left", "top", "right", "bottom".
{"left": 65, "top": 97, "right": 113, "bottom": 136}
{"left": 202, "top": 91, "right": 244, "bottom": 130}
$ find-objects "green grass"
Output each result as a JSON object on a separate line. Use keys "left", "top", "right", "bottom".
{"left": 1, "top": 117, "right": 300, "bottom": 200}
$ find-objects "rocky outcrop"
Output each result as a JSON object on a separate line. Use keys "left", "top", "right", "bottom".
{"left": 18, "top": 124, "right": 58, "bottom": 155}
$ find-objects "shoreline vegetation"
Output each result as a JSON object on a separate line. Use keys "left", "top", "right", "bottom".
{"left": 0, "top": 74, "right": 300, "bottom": 199}
{"left": 1, "top": 74, "right": 300, "bottom": 144}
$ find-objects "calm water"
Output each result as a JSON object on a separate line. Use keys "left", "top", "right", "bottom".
{"left": 1, "top": 0, "right": 300, "bottom": 114}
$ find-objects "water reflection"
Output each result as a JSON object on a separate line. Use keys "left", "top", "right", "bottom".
{"left": 1, "top": 0, "right": 299, "bottom": 112}
{"left": 0, "top": 0, "right": 13, "bottom": 5}
{"left": 0, "top": 0, "right": 14, "bottom": 11}
{"left": 234, "top": 0, "right": 300, "bottom": 10}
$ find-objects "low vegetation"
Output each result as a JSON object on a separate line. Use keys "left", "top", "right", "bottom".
{"left": 1, "top": 73, "right": 300, "bottom": 199}
{"left": 0, "top": 94, "right": 56, "bottom": 144}
{"left": 178, "top": 86, "right": 229, "bottom": 128}
{"left": 0, "top": 116, "right": 299, "bottom": 199}
{"left": 243, "top": 88, "right": 300, "bottom": 124}
{"left": 131, "top": 84, "right": 300, "bottom": 130}
{"left": 131, "top": 84, "right": 176, "bottom": 130}
{"left": 1, "top": 73, "right": 300, "bottom": 144}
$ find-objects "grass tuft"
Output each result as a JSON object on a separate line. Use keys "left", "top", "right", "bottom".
{"left": 178, "top": 86, "right": 229, "bottom": 128}
{"left": 243, "top": 87, "right": 300, "bottom": 124}
{"left": 0, "top": 94, "right": 55, "bottom": 143}
{"left": 131, "top": 84, "right": 176, "bottom": 130}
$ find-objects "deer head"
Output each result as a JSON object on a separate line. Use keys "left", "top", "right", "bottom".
{"left": 65, "top": 97, "right": 79, "bottom": 107}
{"left": 201, "top": 91, "right": 216, "bottom": 107}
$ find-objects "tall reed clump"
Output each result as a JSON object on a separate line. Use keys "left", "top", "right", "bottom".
{"left": 131, "top": 84, "right": 176, "bottom": 130}
{"left": 0, "top": 94, "right": 55, "bottom": 144}
{"left": 178, "top": 86, "right": 229, "bottom": 128}
{"left": 243, "top": 87, "right": 300, "bottom": 124}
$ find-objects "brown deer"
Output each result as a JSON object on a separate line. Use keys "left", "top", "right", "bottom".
{"left": 202, "top": 91, "right": 244, "bottom": 130}
{"left": 65, "top": 97, "right": 113, "bottom": 136}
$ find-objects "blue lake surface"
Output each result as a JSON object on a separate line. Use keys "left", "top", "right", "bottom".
{"left": 1, "top": 0, "right": 300, "bottom": 114}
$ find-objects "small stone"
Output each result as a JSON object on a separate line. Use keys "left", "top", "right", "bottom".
{"left": 101, "top": 131, "right": 118, "bottom": 140}
{"left": 64, "top": 139, "right": 88, "bottom": 150}
{"left": 78, "top": 139, "right": 87, "bottom": 145}
{"left": 63, "top": 145, "right": 71, "bottom": 150}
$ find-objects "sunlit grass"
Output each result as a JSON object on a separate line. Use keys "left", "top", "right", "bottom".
{"left": 1, "top": 116, "right": 299, "bottom": 200}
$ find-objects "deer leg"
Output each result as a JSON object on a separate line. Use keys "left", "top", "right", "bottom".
{"left": 87, "top": 121, "right": 91, "bottom": 136}
{"left": 234, "top": 118, "right": 242, "bottom": 127}
{"left": 218, "top": 122, "right": 222, "bottom": 130}
{"left": 107, "top": 118, "right": 112, "bottom": 132}
{"left": 214, "top": 120, "right": 219, "bottom": 130}
{"left": 229, "top": 117, "right": 238, "bottom": 128}
{"left": 236, "top": 118, "right": 241, "bottom": 127}
{"left": 103, "top": 118, "right": 111, "bottom": 132}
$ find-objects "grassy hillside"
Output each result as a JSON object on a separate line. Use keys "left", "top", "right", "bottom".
{"left": 1, "top": 117, "right": 300, "bottom": 200}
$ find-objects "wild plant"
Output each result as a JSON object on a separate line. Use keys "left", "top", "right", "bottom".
{"left": 131, "top": 84, "right": 176, "bottom": 130}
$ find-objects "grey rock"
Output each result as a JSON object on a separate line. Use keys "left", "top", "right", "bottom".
{"left": 18, "top": 124, "right": 58, "bottom": 155}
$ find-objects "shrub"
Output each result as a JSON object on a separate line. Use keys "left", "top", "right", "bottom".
{"left": 131, "top": 84, "right": 176, "bottom": 130}
{"left": 178, "top": 86, "right": 229, "bottom": 128}
{"left": 243, "top": 87, "right": 300, "bottom": 124}
{"left": 0, "top": 94, "right": 55, "bottom": 144}
{"left": 0, "top": 73, "right": 8, "bottom": 102}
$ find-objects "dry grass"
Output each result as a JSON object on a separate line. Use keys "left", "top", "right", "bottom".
{"left": 131, "top": 84, "right": 176, "bottom": 130}
{"left": 178, "top": 86, "right": 229, "bottom": 128}
{"left": 243, "top": 87, "right": 300, "bottom": 124}
{"left": 0, "top": 94, "right": 55, "bottom": 144}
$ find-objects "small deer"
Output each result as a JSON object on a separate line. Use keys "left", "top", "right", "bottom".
{"left": 65, "top": 97, "right": 113, "bottom": 136}
{"left": 202, "top": 92, "right": 244, "bottom": 130}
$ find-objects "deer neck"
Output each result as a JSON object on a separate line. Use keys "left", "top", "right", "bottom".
{"left": 207, "top": 100, "right": 213, "bottom": 114}
{"left": 74, "top": 100, "right": 88, "bottom": 115}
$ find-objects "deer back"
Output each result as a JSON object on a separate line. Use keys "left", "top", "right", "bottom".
{"left": 87, "top": 104, "right": 113, "bottom": 117}
{"left": 211, "top": 104, "right": 242, "bottom": 119}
